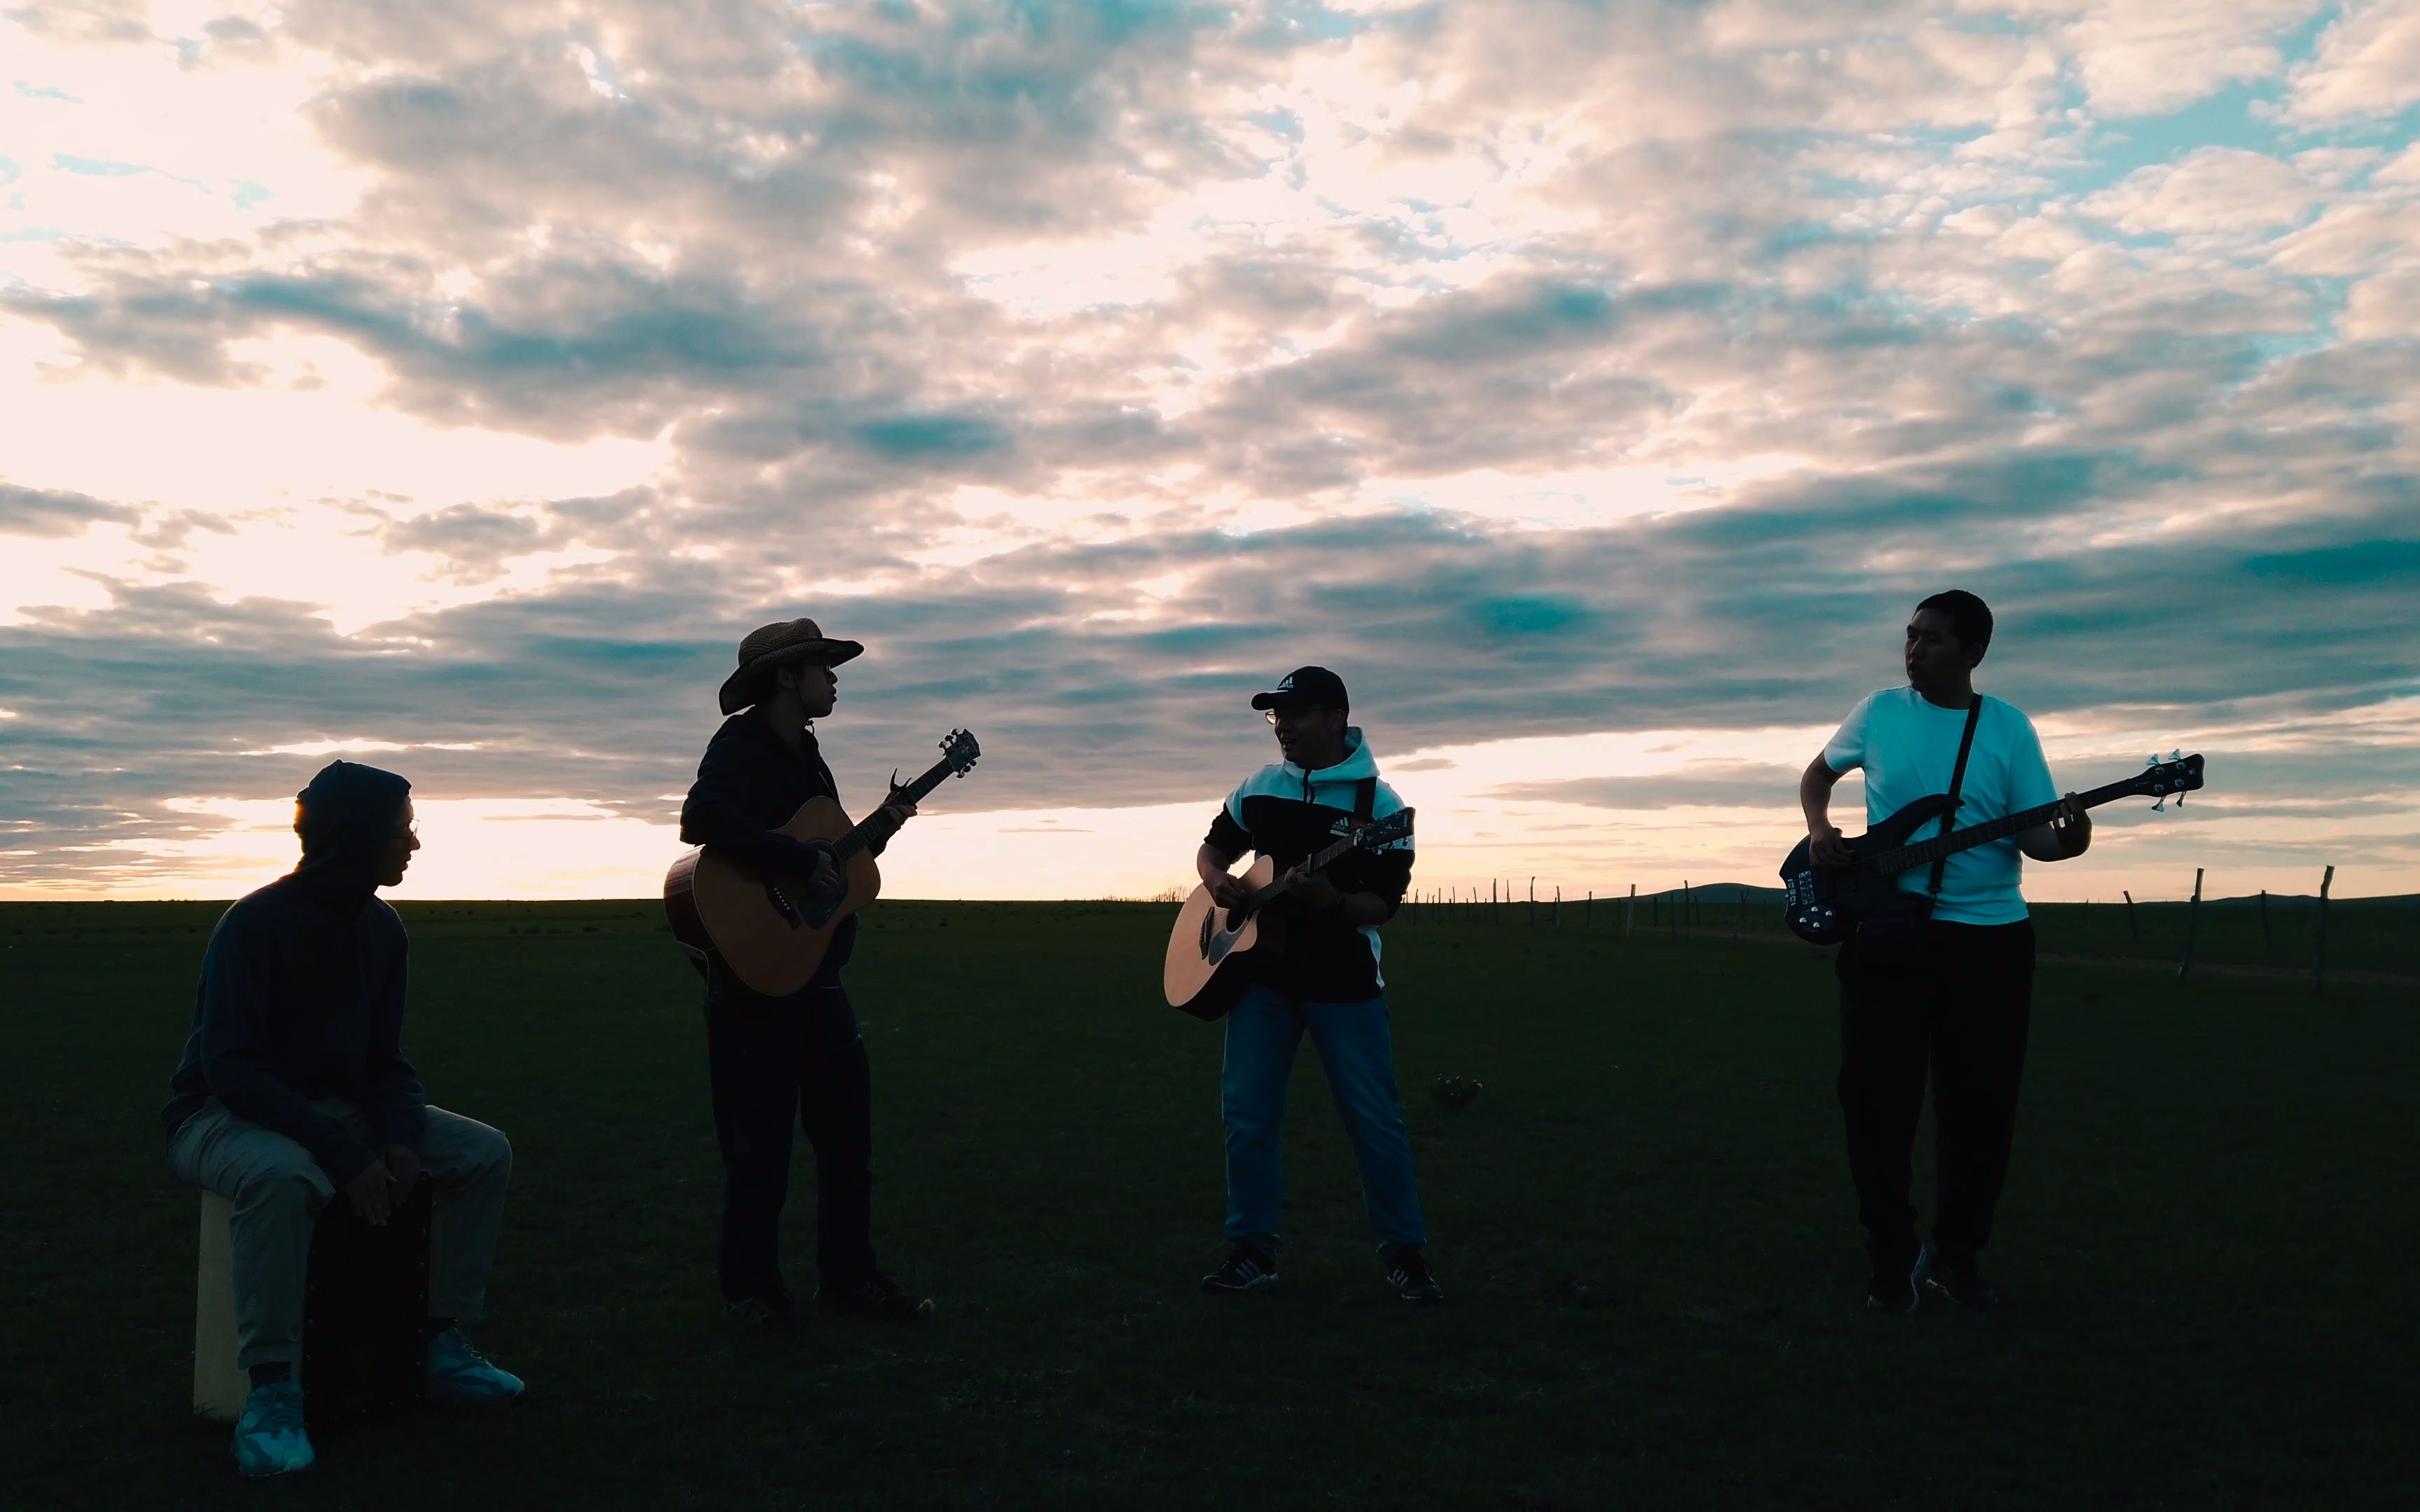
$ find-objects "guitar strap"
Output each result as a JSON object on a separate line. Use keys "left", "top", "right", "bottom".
{"left": 1928, "top": 697, "right": 1984, "bottom": 901}
{"left": 1354, "top": 776, "right": 1376, "bottom": 825}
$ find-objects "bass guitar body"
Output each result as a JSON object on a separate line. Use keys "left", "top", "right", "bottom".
{"left": 1779, "top": 793, "right": 1956, "bottom": 946}
{"left": 1779, "top": 750, "right": 2205, "bottom": 946}
{"left": 1163, "top": 856, "right": 1277, "bottom": 1021}
{"left": 665, "top": 795, "right": 882, "bottom": 996}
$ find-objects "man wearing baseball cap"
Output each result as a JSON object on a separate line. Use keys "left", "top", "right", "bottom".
{"left": 679, "top": 619, "right": 930, "bottom": 1325}
{"left": 1192, "top": 667, "right": 1441, "bottom": 1303}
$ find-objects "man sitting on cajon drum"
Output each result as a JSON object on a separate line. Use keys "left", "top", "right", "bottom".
{"left": 162, "top": 760, "right": 523, "bottom": 1478}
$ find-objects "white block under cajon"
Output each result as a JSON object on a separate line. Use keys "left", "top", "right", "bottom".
{"left": 193, "top": 1192, "right": 251, "bottom": 1422}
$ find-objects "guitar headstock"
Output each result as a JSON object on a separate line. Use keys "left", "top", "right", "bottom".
{"left": 940, "top": 728, "right": 981, "bottom": 776}
{"left": 1351, "top": 808, "right": 1414, "bottom": 850}
{"left": 2133, "top": 750, "right": 2203, "bottom": 811}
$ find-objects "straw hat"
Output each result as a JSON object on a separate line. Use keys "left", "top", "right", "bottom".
{"left": 718, "top": 617, "right": 864, "bottom": 715}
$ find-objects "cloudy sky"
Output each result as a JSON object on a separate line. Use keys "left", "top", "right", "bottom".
{"left": 4, "top": 0, "right": 2415, "bottom": 904}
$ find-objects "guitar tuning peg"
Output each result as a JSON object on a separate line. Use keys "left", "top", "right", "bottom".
{"left": 2168, "top": 748, "right": 2182, "bottom": 762}
{"left": 2151, "top": 796, "right": 2166, "bottom": 812}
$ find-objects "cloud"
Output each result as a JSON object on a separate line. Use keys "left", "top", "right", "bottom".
{"left": 2061, "top": 0, "right": 2323, "bottom": 118}
{"left": 2079, "top": 148, "right": 2319, "bottom": 238}
{"left": 0, "top": 482, "right": 137, "bottom": 537}
{"left": 2283, "top": 0, "right": 2420, "bottom": 123}
{"left": 2342, "top": 266, "right": 2420, "bottom": 340}
{"left": 1489, "top": 763, "right": 1808, "bottom": 811}
{"left": 2, "top": 0, "right": 2416, "bottom": 900}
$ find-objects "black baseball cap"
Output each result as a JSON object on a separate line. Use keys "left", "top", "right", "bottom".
{"left": 1251, "top": 666, "right": 1349, "bottom": 713}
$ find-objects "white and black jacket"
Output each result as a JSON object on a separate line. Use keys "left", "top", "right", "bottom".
{"left": 1203, "top": 728, "right": 1414, "bottom": 1003}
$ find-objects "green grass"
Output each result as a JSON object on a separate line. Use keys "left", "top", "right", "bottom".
{"left": 4, "top": 899, "right": 2416, "bottom": 1509}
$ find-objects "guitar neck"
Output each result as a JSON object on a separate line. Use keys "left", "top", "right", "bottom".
{"left": 1867, "top": 774, "right": 2141, "bottom": 877}
{"left": 830, "top": 754, "right": 960, "bottom": 863}
{"left": 1249, "top": 813, "right": 1413, "bottom": 909}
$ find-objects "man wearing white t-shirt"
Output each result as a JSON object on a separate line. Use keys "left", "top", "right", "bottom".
{"left": 1798, "top": 591, "right": 2092, "bottom": 1314}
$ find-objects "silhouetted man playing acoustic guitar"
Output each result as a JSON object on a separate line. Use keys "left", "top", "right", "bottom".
{"left": 1192, "top": 666, "right": 1440, "bottom": 1303}
{"left": 680, "top": 618, "right": 929, "bottom": 1325}
{"left": 1799, "top": 592, "right": 2090, "bottom": 1312}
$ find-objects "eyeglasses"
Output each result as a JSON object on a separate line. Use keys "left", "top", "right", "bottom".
{"left": 1263, "top": 706, "right": 1329, "bottom": 725}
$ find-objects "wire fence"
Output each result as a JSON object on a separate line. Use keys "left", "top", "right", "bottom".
{"left": 1388, "top": 867, "right": 2399, "bottom": 991}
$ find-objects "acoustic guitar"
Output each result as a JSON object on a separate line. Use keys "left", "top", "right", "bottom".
{"left": 1163, "top": 808, "right": 1414, "bottom": 1020}
{"left": 665, "top": 729, "right": 981, "bottom": 995}
{"left": 1779, "top": 751, "right": 2202, "bottom": 945}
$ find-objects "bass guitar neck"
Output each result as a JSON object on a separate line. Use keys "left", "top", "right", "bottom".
{"left": 1779, "top": 751, "right": 2202, "bottom": 946}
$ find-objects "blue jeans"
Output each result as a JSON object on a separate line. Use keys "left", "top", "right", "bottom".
{"left": 1221, "top": 983, "right": 1426, "bottom": 1255}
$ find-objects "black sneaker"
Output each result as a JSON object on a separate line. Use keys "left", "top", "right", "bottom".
{"left": 1199, "top": 1243, "right": 1278, "bottom": 1294}
{"left": 1865, "top": 1248, "right": 1922, "bottom": 1314}
{"left": 1385, "top": 1248, "right": 1445, "bottom": 1305}
{"left": 1919, "top": 1246, "right": 1999, "bottom": 1310}
{"left": 724, "top": 1293, "right": 793, "bottom": 1327}
{"left": 816, "top": 1275, "right": 934, "bottom": 1321}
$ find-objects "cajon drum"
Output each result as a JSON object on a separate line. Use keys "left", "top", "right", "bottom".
{"left": 194, "top": 1183, "right": 433, "bottom": 1429}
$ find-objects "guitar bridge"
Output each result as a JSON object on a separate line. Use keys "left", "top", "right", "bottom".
{"left": 763, "top": 881, "right": 803, "bottom": 930}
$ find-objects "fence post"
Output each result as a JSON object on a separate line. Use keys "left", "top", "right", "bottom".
{"left": 1554, "top": 886, "right": 1561, "bottom": 929}
{"left": 1586, "top": 890, "right": 1593, "bottom": 928}
{"left": 1625, "top": 883, "right": 1636, "bottom": 938}
{"left": 2177, "top": 867, "right": 2203, "bottom": 983}
{"left": 2259, "top": 888, "right": 2272, "bottom": 949}
{"left": 1529, "top": 876, "right": 1536, "bottom": 929}
{"left": 2122, "top": 889, "right": 2140, "bottom": 945}
{"left": 2314, "top": 865, "right": 2333, "bottom": 995}
{"left": 1681, "top": 880, "right": 1692, "bottom": 939}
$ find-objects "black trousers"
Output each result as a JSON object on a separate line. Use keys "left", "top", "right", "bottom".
{"left": 703, "top": 967, "right": 879, "bottom": 1303}
{"left": 1836, "top": 918, "right": 2034, "bottom": 1267}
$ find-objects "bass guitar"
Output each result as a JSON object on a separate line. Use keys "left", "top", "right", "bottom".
{"left": 1163, "top": 808, "right": 1414, "bottom": 1020}
{"left": 665, "top": 729, "right": 981, "bottom": 994}
{"left": 1779, "top": 752, "right": 2203, "bottom": 945}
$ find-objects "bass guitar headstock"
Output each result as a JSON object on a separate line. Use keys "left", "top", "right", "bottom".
{"left": 2134, "top": 750, "right": 2202, "bottom": 811}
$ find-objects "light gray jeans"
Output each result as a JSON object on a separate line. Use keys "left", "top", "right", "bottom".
{"left": 169, "top": 1098, "right": 512, "bottom": 1370}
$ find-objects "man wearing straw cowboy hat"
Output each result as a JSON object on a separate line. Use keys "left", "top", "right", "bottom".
{"left": 679, "top": 618, "right": 931, "bottom": 1325}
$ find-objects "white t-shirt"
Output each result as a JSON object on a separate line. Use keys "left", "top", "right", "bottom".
{"left": 1823, "top": 689, "right": 2059, "bottom": 926}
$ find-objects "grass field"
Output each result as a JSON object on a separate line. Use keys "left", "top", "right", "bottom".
{"left": 5, "top": 898, "right": 2416, "bottom": 1510}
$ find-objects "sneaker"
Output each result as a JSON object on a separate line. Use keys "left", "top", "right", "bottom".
{"left": 426, "top": 1327, "right": 526, "bottom": 1404}
{"left": 1918, "top": 1245, "right": 2000, "bottom": 1310}
{"left": 231, "top": 1380, "right": 313, "bottom": 1478}
{"left": 725, "top": 1293, "right": 795, "bottom": 1328}
{"left": 1385, "top": 1248, "right": 1445, "bottom": 1305}
{"left": 1865, "top": 1247, "right": 1923, "bottom": 1314}
{"left": 1199, "top": 1242, "right": 1278, "bottom": 1294}
{"left": 817, "top": 1274, "right": 934, "bottom": 1321}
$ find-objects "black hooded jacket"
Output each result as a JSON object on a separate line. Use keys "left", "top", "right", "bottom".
{"left": 162, "top": 762, "right": 425, "bottom": 1183}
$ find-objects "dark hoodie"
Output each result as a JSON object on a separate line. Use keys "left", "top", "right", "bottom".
{"left": 162, "top": 761, "right": 426, "bottom": 1183}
